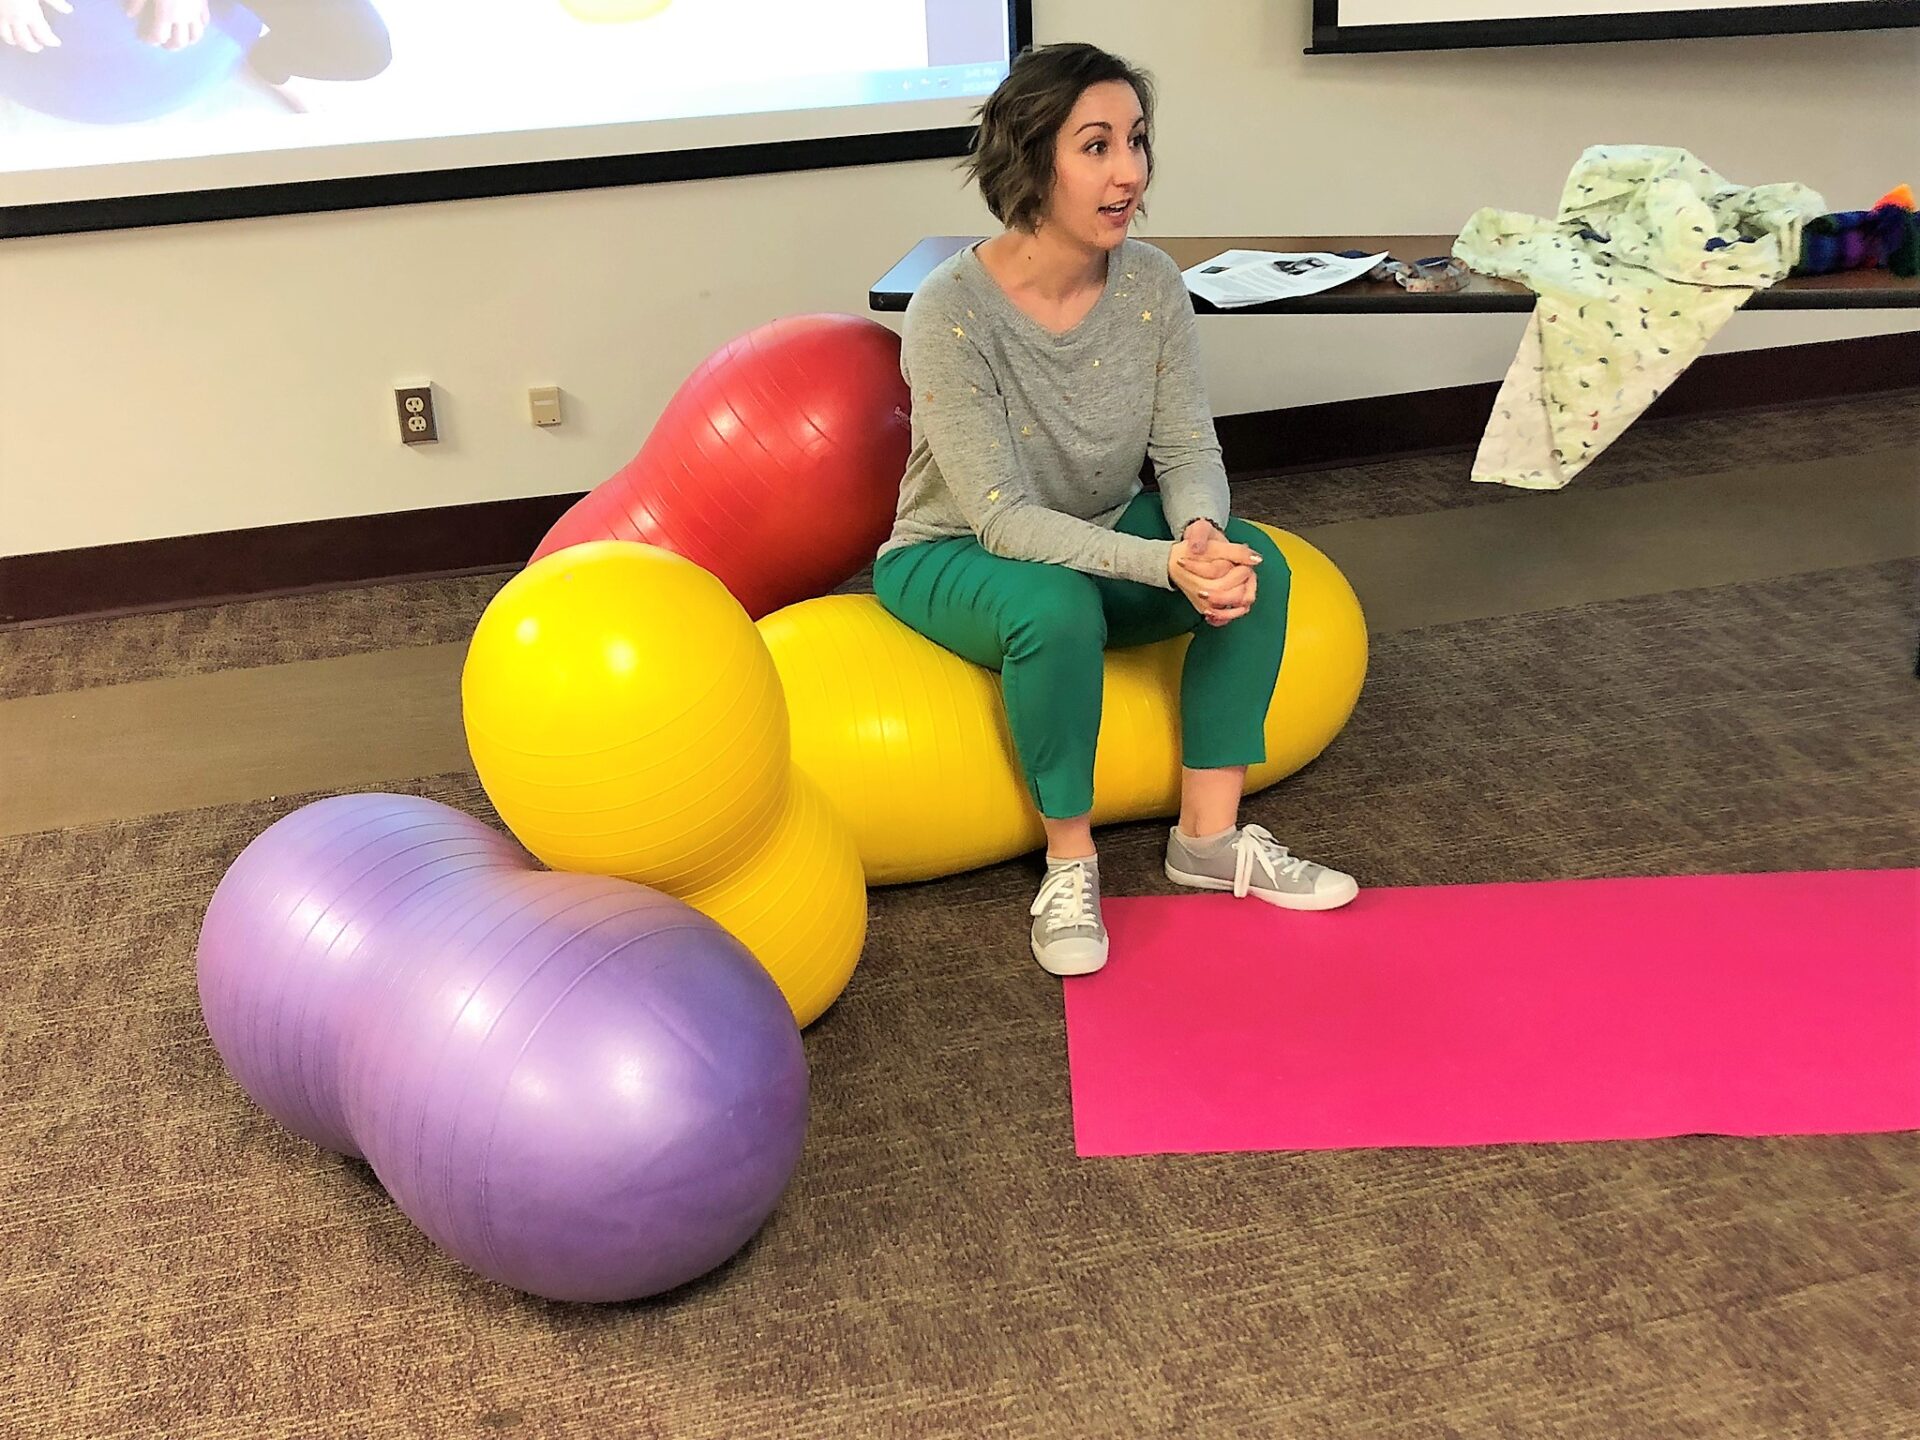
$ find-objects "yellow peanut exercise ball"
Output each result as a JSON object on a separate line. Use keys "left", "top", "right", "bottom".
{"left": 683, "top": 772, "right": 865, "bottom": 1029}
{"left": 1243, "top": 526, "right": 1369, "bottom": 790}
{"left": 462, "top": 541, "right": 864, "bottom": 1026}
{"left": 760, "top": 525, "right": 1367, "bottom": 885}
{"left": 762, "top": 594, "right": 1039, "bottom": 882}
{"left": 464, "top": 541, "right": 787, "bottom": 892}
{"left": 559, "top": 0, "right": 672, "bottom": 21}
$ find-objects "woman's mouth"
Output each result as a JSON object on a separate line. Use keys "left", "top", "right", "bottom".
{"left": 1099, "top": 200, "right": 1134, "bottom": 226}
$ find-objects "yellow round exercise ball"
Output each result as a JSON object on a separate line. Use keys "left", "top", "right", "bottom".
{"left": 463, "top": 541, "right": 788, "bottom": 894}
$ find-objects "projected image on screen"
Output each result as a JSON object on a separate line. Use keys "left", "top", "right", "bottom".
{"left": 0, "top": 0, "right": 1013, "bottom": 208}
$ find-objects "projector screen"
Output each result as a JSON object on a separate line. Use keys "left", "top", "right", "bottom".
{"left": 1309, "top": 0, "right": 1919, "bottom": 51}
{"left": 0, "top": 0, "right": 1030, "bottom": 238}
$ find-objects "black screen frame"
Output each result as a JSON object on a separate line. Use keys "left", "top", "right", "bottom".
{"left": 1, "top": 0, "right": 1032, "bottom": 240}
{"left": 1308, "top": 0, "right": 1919, "bottom": 52}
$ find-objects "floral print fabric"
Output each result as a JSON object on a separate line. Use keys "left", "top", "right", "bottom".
{"left": 1453, "top": 145, "right": 1826, "bottom": 489}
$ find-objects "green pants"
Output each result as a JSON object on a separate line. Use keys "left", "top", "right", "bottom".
{"left": 873, "top": 494, "right": 1291, "bottom": 820}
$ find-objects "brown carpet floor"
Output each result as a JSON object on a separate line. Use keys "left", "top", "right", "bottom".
{"left": 4, "top": 541, "right": 1916, "bottom": 1436}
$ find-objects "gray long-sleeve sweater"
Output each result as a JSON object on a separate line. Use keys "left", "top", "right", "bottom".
{"left": 877, "top": 237, "right": 1232, "bottom": 591}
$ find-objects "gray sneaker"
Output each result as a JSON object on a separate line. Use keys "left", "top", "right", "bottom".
{"left": 1029, "top": 858, "right": 1109, "bottom": 976}
{"left": 1165, "top": 824, "right": 1359, "bottom": 911}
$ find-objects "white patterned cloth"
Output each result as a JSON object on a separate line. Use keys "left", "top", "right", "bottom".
{"left": 1453, "top": 146, "right": 1826, "bottom": 490}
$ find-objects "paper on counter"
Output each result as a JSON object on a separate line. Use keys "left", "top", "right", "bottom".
{"left": 1181, "top": 248, "right": 1388, "bottom": 307}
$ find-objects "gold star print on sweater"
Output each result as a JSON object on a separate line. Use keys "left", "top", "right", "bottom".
{"left": 879, "top": 238, "right": 1230, "bottom": 591}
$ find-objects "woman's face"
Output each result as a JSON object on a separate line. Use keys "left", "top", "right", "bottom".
{"left": 1043, "top": 79, "right": 1148, "bottom": 251}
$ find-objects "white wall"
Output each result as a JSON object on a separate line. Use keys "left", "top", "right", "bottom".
{"left": 1, "top": 0, "right": 1914, "bottom": 557}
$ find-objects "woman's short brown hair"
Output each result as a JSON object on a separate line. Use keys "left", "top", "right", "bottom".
{"left": 964, "top": 43, "right": 1155, "bottom": 234}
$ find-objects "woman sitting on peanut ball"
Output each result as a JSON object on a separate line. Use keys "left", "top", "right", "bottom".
{"left": 875, "top": 42, "right": 1359, "bottom": 977}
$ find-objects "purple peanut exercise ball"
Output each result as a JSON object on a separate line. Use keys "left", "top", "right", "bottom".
{"left": 195, "top": 793, "right": 808, "bottom": 1303}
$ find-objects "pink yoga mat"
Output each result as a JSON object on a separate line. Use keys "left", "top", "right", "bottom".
{"left": 1064, "top": 869, "right": 1919, "bottom": 1156}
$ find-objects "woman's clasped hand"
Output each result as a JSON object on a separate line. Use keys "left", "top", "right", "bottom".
{"left": 1168, "top": 519, "right": 1262, "bottom": 626}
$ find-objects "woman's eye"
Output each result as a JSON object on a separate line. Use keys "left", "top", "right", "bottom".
{"left": 1087, "top": 141, "right": 1105, "bottom": 155}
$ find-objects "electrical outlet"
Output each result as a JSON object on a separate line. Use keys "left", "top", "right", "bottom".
{"left": 395, "top": 385, "right": 438, "bottom": 445}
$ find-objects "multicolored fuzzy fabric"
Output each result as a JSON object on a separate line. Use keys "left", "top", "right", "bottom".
{"left": 1792, "top": 185, "right": 1919, "bottom": 278}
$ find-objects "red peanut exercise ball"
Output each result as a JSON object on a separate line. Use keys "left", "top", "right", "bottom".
{"left": 533, "top": 314, "right": 911, "bottom": 619}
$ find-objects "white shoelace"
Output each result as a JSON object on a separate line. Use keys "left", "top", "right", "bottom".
{"left": 1232, "top": 824, "right": 1313, "bottom": 899}
{"left": 1031, "top": 863, "right": 1099, "bottom": 932}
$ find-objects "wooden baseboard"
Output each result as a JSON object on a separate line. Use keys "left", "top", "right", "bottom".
{"left": 4, "top": 332, "right": 1914, "bottom": 627}
{"left": 0, "top": 493, "right": 580, "bottom": 629}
